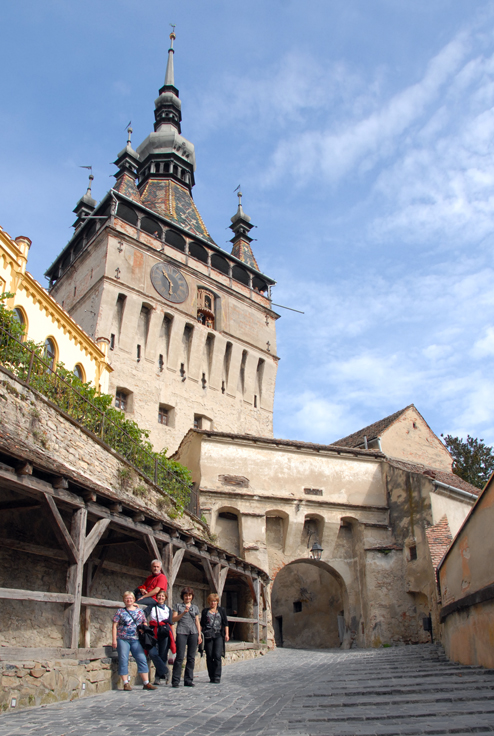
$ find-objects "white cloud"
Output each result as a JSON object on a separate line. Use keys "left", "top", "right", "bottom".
{"left": 263, "top": 34, "right": 469, "bottom": 186}
{"left": 472, "top": 326, "right": 494, "bottom": 358}
{"left": 273, "top": 243, "right": 494, "bottom": 445}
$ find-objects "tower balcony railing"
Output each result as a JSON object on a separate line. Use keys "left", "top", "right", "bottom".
{"left": 0, "top": 323, "right": 199, "bottom": 517}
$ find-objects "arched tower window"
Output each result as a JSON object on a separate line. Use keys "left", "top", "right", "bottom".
{"left": 197, "top": 288, "right": 215, "bottom": 329}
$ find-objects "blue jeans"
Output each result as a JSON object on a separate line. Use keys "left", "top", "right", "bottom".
{"left": 117, "top": 638, "right": 148, "bottom": 676}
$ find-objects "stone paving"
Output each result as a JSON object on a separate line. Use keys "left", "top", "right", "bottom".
{"left": 1, "top": 645, "right": 494, "bottom": 736}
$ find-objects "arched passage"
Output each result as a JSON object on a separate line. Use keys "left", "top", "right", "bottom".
{"left": 271, "top": 559, "right": 349, "bottom": 649}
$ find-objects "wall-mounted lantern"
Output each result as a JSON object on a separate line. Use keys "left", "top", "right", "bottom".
{"left": 310, "top": 541, "right": 323, "bottom": 561}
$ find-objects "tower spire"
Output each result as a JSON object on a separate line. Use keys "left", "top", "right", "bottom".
{"left": 164, "top": 25, "right": 176, "bottom": 87}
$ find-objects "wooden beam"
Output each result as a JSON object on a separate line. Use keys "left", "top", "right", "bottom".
{"left": 217, "top": 566, "right": 229, "bottom": 599}
{"left": 64, "top": 507, "right": 87, "bottom": 648}
{"left": 201, "top": 558, "right": 218, "bottom": 593}
{"left": 227, "top": 616, "right": 258, "bottom": 624}
{"left": 145, "top": 533, "right": 160, "bottom": 560}
{"left": 43, "top": 493, "right": 78, "bottom": 564}
{"left": 245, "top": 575, "right": 257, "bottom": 604}
{"left": 0, "top": 537, "right": 67, "bottom": 561}
{"left": 52, "top": 476, "right": 69, "bottom": 490}
{"left": 0, "top": 500, "right": 40, "bottom": 512}
{"left": 83, "top": 518, "right": 111, "bottom": 564}
{"left": 81, "top": 595, "right": 124, "bottom": 608}
{"left": 0, "top": 587, "right": 74, "bottom": 603}
{"left": 170, "top": 548, "right": 186, "bottom": 587}
{"left": 0, "top": 468, "right": 85, "bottom": 508}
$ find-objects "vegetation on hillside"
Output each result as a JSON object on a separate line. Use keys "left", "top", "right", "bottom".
{"left": 0, "top": 295, "right": 192, "bottom": 510}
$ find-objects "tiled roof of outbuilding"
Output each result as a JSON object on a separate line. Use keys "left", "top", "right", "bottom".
{"left": 425, "top": 515, "right": 453, "bottom": 571}
{"left": 332, "top": 405, "right": 413, "bottom": 447}
{"left": 388, "top": 458, "right": 480, "bottom": 496}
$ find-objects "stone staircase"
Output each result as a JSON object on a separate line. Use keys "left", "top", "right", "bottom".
{"left": 283, "top": 645, "right": 494, "bottom": 736}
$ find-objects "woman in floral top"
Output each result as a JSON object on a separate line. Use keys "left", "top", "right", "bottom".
{"left": 112, "top": 591, "right": 156, "bottom": 691}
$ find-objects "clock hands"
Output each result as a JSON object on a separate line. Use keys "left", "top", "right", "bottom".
{"left": 161, "top": 267, "right": 174, "bottom": 294}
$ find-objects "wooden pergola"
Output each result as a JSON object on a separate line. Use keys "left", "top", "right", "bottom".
{"left": 0, "top": 436, "right": 269, "bottom": 656}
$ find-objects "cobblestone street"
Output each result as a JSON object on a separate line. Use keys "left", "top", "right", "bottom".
{"left": 1, "top": 645, "right": 494, "bottom": 736}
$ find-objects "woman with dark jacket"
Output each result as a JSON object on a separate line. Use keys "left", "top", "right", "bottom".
{"left": 200, "top": 593, "right": 229, "bottom": 683}
{"left": 144, "top": 589, "right": 174, "bottom": 685}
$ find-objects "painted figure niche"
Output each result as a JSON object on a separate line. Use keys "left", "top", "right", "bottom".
{"left": 197, "top": 287, "right": 215, "bottom": 329}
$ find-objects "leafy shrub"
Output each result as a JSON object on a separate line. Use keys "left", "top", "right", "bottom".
{"left": 0, "top": 295, "right": 193, "bottom": 511}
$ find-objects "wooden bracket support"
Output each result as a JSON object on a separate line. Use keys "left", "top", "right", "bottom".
{"left": 16, "top": 461, "right": 33, "bottom": 476}
{"left": 43, "top": 493, "right": 78, "bottom": 564}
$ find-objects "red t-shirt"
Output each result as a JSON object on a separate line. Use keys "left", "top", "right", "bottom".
{"left": 141, "top": 572, "right": 168, "bottom": 599}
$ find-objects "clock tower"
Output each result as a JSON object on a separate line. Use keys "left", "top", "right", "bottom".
{"left": 45, "top": 32, "right": 279, "bottom": 453}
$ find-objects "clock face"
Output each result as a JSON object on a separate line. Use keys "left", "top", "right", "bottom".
{"left": 150, "top": 262, "right": 189, "bottom": 304}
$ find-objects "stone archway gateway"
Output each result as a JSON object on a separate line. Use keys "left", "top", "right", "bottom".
{"left": 271, "top": 559, "right": 349, "bottom": 649}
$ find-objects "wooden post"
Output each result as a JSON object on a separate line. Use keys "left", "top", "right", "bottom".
{"left": 162, "top": 544, "right": 185, "bottom": 608}
{"left": 261, "top": 582, "right": 268, "bottom": 644}
{"left": 64, "top": 508, "right": 87, "bottom": 649}
{"left": 253, "top": 577, "right": 260, "bottom": 646}
{"left": 82, "top": 561, "right": 93, "bottom": 648}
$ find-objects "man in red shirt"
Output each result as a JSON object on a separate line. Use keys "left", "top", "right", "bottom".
{"left": 136, "top": 560, "right": 168, "bottom": 606}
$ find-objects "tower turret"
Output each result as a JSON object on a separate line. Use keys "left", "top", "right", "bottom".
{"left": 113, "top": 125, "right": 141, "bottom": 202}
{"left": 229, "top": 191, "right": 259, "bottom": 270}
{"left": 72, "top": 172, "right": 97, "bottom": 230}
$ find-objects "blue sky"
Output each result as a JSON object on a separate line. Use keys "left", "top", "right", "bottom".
{"left": 2, "top": 0, "right": 494, "bottom": 447}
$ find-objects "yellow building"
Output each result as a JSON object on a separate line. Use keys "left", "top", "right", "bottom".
{"left": 0, "top": 225, "right": 111, "bottom": 392}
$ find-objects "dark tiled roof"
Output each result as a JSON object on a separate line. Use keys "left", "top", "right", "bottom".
{"left": 139, "top": 179, "right": 215, "bottom": 243}
{"left": 231, "top": 240, "right": 259, "bottom": 270}
{"left": 332, "top": 406, "right": 413, "bottom": 448}
{"left": 425, "top": 515, "right": 453, "bottom": 571}
{"left": 388, "top": 458, "right": 481, "bottom": 496}
{"left": 113, "top": 173, "right": 142, "bottom": 203}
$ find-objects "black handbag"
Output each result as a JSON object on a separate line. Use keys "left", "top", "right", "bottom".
{"left": 127, "top": 609, "right": 157, "bottom": 650}
{"left": 137, "top": 624, "right": 157, "bottom": 650}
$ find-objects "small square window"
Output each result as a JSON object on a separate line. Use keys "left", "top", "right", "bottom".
{"left": 409, "top": 545, "right": 417, "bottom": 561}
{"left": 158, "top": 407, "right": 169, "bottom": 425}
{"left": 115, "top": 390, "right": 127, "bottom": 411}
{"left": 194, "top": 416, "right": 202, "bottom": 430}
{"left": 293, "top": 601, "right": 302, "bottom": 613}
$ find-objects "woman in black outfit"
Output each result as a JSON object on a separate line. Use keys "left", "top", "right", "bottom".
{"left": 200, "top": 593, "right": 229, "bottom": 683}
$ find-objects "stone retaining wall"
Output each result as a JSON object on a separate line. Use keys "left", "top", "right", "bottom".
{"left": 0, "top": 647, "right": 269, "bottom": 712}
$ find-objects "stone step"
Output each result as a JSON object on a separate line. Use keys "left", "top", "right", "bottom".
{"left": 298, "top": 691, "right": 494, "bottom": 708}
{"left": 286, "top": 704, "right": 494, "bottom": 725}
{"left": 304, "top": 681, "right": 494, "bottom": 697}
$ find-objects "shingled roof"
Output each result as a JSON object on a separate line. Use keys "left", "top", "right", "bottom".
{"left": 388, "top": 457, "right": 481, "bottom": 497}
{"left": 425, "top": 515, "right": 453, "bottom": 571}
{"left": 332, "top": 406, "right": 413, "bottom": 448}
